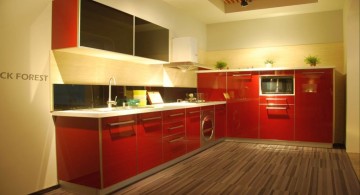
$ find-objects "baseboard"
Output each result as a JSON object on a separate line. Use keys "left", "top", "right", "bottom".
{"left": 28, "top": 184, "right": 60, "bottom": 195}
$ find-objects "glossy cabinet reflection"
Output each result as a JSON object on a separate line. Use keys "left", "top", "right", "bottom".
{"left": 135, "top": 17, "right": 169, "bottom": 61}
{"left": 295, "top": 69, "right": 333, "bottom": 143}
{"left": 197, "top": 72, "right": 227, "bottom": 101}
{"left": 227, "top": 71, "right": 259, "bottom": 138}
{"left": 185, "top": 107, "right": 201, "bottom": 152}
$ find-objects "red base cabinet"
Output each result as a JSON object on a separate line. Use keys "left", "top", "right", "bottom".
{"left": 163, "top": 109, "right": 187, "bottom": 162}
{"left": 185, "top": 107, "right": 201, "bottom": 152}
{"left": 215, "top": 104, "right": 226, "bottom": 139}
{"left": 226, "top": 71, "right": 259, "bottom": 138}
{"left": 101, "top": 115, "right": 137, "bottom": 188}
{"left": 55, "top": 117, "right": 101, "bottom": 188}
{"left": 137, "top": 112, "right": 163, "bottom": 173}
{"left": 295, "top": 69, "right": 333, "bottom": 143}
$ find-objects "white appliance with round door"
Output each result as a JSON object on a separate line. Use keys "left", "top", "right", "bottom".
{"left": 200, "top": 107, "right": 215, "bottom": 146}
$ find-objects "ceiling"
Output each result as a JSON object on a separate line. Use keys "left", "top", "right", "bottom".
{"left": 162, "top": 0, "right": 345, "bottom": 24}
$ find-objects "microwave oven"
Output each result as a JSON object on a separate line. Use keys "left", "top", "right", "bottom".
{"left": 260, "top": 76, "right": 294, "bottom": 95}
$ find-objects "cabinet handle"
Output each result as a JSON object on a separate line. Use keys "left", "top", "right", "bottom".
{"left": 232, "top": 74, "right": 252, "bottom": 77}
{"left": 301, "top": 72, "right": 324, "bottom": 74}
{"left": 168, "top": 125, "right": 184, "bottom": 131}
{"left": 108, "top": 120, "right": 135, "bottom": 127}
{"left": 266, "top": 98, "right": 287, "bottom": 101}
{"left": 142, "top": 116, "right": 162, "bottom": 122}
{"left": 168, "top": 136, "right": 184, "bottom": 143}
{"left": 266, "top": 106, "right": 288, "bottom": 110}
{"left": 169, "top": 113, "right": 184, "bottom": 117}
{"left": 189, "top": 111, "right": 200, "bottom": 114}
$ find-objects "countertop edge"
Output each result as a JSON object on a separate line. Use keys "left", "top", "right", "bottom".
{"left": 51, "top": 101, "right": 226, "bottom": 118}
{"left": 197, "top": 66, "right": 335, "bottom": 73}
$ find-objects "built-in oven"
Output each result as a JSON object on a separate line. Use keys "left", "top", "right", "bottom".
{"left": 260, "top": 75, "right": 294, "bottom": 95}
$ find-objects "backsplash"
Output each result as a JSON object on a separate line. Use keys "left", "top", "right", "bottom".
{"left": 53, "top": 84, "right": 196, "bottom": 110}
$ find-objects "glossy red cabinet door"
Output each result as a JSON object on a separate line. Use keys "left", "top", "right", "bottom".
{"left": 197, "top": 72, "right": 227, "bottom": 101}
{"left": 101, "top": 115, "right": 137, "bottom": 188}
{"left": 295, "top": 69, "right": 333, "bottom": 143}
{"left": 55, "top": 117, "right": 101, "bottom": 188}
{"left": 215, "top": 104, "right": 227, "bottom": 139}
{"left": 137, "top": 112, "right": 163, "bottom": 173}
{"left": 163, "top": 109, "right": 186, "bottom": 161}
{"left": 259, "top": 99, "right": 295, "bottom": 140}
{"left": 186, "top": 107, "right": 201, "bottom": 152}
{"left": 227, "top": 71, "right": 259, "bottom": 138}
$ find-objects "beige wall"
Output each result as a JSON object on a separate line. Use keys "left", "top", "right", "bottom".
{"left": 344, "top": 0, "right": 359, "bottom": 153}
{"left": 0, "top": 0, "right": 56, "bottom": 194}
{"left": 1, "top": 0, "right": 205, "bottom": 194}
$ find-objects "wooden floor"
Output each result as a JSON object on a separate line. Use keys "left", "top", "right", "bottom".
{"left": 45, "top": 141, "right": 360, "bottom": 195}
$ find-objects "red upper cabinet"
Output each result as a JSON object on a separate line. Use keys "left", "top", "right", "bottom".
{"left": 197, "top": 72, "right": 227, "bottom": 101}
{"left": 137, "top": 112, "right": 163, "bottom": 173}
{"left": 52, "top": 0, "right": 134, "bottom": 53}
{"left": 226, "top": 71, "right": 259, "bottom": 138}
{"left": 185, "top": 107, "right": 201, "bottom": 152}
{"left": 101, "top": 115, "right": 137, "bottom": 188}
{"left": 295, "top": 68, "right": 333, "bottom": 143}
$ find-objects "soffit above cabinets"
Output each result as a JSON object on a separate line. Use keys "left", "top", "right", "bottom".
{"left": 218, "top": 0, "right": 318, "bottom": 13}
{"left": 162, "top": 0, "right": 345, "bottom": 23}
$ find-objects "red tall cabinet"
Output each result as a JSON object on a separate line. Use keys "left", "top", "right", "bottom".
{"left": 295, "top": 68, "right": 333, "bottom": 143}
{"left": 227, "top": 71, "right": 259, "bottom": 138}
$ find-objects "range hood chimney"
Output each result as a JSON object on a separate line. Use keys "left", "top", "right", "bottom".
{"left": 165, "top": 37, "right": 209, "bottom": 72}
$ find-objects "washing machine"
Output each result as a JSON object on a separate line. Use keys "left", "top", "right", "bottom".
{"left": 200, "top": 106, "right": 215, "bottom": 146}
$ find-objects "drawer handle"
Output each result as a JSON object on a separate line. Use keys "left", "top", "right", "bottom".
{"left": 232, "top": 74, "right": 252, "bottom": 77}
{"left": 142, "top": 116, "right": 162, "bottom": 122}
{"left": 108, "top": 120, "right": 135, "bottom": 127}
{"left": 266, "top": 98, "right": 287, "bottom": 101}
{"left": 266, "top": 106, "right": 288, "bottom": 110}
{"left": 168, "top": 125, "right": 184, "bottom": 130}
{"left": 189, "top": 111, "right": 200, "bottom": 114}
{"left": 169, "top": 113, "right": 184, "bottom": 117}
{"left": 168, "top": 136, "right": 184, "bottom": 143}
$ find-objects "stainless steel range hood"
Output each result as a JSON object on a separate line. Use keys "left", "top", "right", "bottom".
{"left": 164, "top": 61, "right": 210, "bottom": 72}
{"left": 167, "top": 37, "right": 210, "bottom": 72}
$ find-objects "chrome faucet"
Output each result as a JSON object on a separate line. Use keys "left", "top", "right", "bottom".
{"left": 107, "top": 76, "right": 117, "bottom": 108}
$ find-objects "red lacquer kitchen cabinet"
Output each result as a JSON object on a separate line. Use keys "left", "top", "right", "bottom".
{"left": 259, "top": 96, "right": 295, "bottom": 140}
{"left": 197, "top": 72, "right": 227, "bottom": 101}
{"left": 137, "top": 112, "right": 163, "bottom": 173}
{"left": 295, "top": 68, "right": 333, "bottom": 143}
{"left": 101, "top": 115, "right": 137, "bottom": 187}
{"left": 215, "top": 104, "right": 227, "bottom": 139}
{"left": 163, "top": 109, "right": 187, "bottom": 162}
{"left": 55, "top": 117, "right": 101, "bottom": 188}
{"left": 185, "top": 107, "right": 201, "bottom": 152}
{"left": 227, "top": 71, "right": 259, "bottom": 138}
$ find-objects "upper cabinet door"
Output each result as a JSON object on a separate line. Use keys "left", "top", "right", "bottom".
{"left": 80, "top": 0, "right": 134, "bottom": 55}
{"left": 135, "top": 17, "right": 169, "bottom": 62}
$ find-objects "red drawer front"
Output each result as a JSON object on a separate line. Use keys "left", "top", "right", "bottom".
{"left": 101, "top": 115, "right": 137, "bottom": 188}
{"left": 163, "top": 121, "right": 185, "bottom": 136}
{"left": 201, "top": 105, "right": 214, "bottom": 111}
{"left": 260, "top": 105, "right": 295, "bottom": 141}
{"left": 186, "top": 107, "right": 201, "bottom": 152}
{"left": 163, "top": 133, "right": 187, "bottom": 162}
{"left": 260, "top": 96, "right": 294, "bottom": 105}
{"left": 215, "top": 104, "right": 227, "bottom": 139}
{"left": 137, "top": 111, "right": 163, "bottom": 173}
{"left": 163, "top": 109, "right": 185, "bottom": 123}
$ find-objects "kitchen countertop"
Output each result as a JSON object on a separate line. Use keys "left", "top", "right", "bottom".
{"left": 51, "top": 101, "right": 226, "bottom": 118}
{"left": 197, "top": 66, "right": 335, "bottom": 73}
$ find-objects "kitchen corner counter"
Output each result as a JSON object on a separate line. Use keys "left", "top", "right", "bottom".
{"left": 51, "top": 101, "right": 226, "bottom": 118}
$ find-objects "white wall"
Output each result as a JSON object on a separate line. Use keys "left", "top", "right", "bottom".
{"left": 0, "top": 0, "right": 56, "bottom": 194}
{"left": 344, "top": 0, "right": 359, "bottom": 153}
{"left": 0, "top": 0, "right": 206, "bottom": 194}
